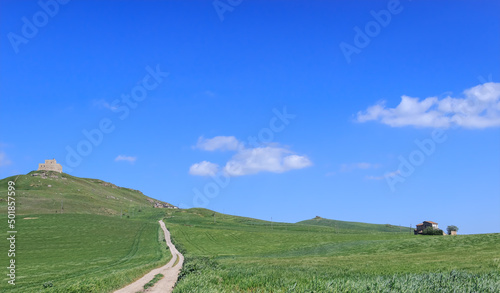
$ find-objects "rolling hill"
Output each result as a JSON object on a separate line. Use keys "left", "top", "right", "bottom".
{"left": 298, "top": 216, "right": 411, "bottom": 233}
{"left": 0, "top": 170, "right": 175, "bottom": 216}
{"left": 1, "top": 172, "right": 499, "bottom": 292}
{"left": 166, "top": 208, "right": 500, "bottom": 292}
{"left": 0, "top": 170, "right": 174, "bottom": 292}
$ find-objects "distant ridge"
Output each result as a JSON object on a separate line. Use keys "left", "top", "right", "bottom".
{"left": 0, "top": 170, "right": 174, "bottom": 216}
{"left": 297, "top": 216, "right": 410, "bottom": 233}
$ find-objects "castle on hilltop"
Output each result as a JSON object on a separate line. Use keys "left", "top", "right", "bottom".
{"left": 38, "top": 159, "right": 63, "bottom": 173}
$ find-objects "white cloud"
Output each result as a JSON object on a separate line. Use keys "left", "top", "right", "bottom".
{"left": 204, "top": 90, "right": 216, "bottom": 97}
{"left": 223, "top": 146, "right": 312, "bottom": 176}
{"left": 366, "top": 170, "right": 400, "bottom": 180}
{"left": 356, "top": 82, "right": 500, "bottom": 129}
{"left": 190, "top": 136, "right": 312, "bottom": 177}
{"left": 195, "top": 136, "right": 243, "bottom": 151}
{"left": 93, "top": 99, "right": 117, "bottom": 111}
{"left": 340, "top": 162, "right": 380, "bottom": 172}
{"left": 0, "top": 151, "right": 12, "bottom": 167}
{"left": 189, "top": 161, "right": 219, "bottom": 176}
{"left": 114, "top": 155, "right": 137, "bottom": 164}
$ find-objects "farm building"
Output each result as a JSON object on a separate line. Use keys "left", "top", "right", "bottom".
{"left": 414, "top": 221, "right": 438, "bottom": 235}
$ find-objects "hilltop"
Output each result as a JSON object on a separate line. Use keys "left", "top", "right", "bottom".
{"left": 298, "top": 216, "right": 411, "bottom": 233}
{"left": 0, "top": 170, "right": 175, "bottom": 216}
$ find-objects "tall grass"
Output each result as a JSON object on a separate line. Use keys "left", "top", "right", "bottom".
{"left": 174, "top": 265, "right": 500, "bottom": 292}
{"left": 168, "top": 208, "right": 500, "bottom": 292}
{"left": 0, "top": 213, "right": 171, "bottom": 293}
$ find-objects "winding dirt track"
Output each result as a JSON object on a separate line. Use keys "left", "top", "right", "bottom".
{"left": 114, "top": 220, "right": 184, "bottom": 293}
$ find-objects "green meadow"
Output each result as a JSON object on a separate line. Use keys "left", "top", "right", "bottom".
{"left": 0, "top": 172, "right": 172, "bottom": 292}
{"left": 166, "top": 208, "right": 500, "bottom": 292}
{"left": 0, "top": 171, "right": 173, "bottom": 216}
{"left": 0, "top": 212, "right": 171, "bottom": 292}
{"left": 1, "top": 173, "right": 499, "bottom": 292}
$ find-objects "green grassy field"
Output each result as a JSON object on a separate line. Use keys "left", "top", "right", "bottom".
{"left": 0, "top": 212, "right": 171, "bottom": 292}
{"left": 166, "top": 208, "right": 500, "bottom": 292}
{"left": 0, "top": 172, "right": 173, "bottom": 293}
{"left": 1, "top": 172, "right": 499, "bottom": 292}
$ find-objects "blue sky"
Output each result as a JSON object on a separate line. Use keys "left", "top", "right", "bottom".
{"left": 1, "top": 0, "right": 499, "bottom": 234}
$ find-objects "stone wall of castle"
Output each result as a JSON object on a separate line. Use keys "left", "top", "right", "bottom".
{"left": 38, "top": 159, "right": 63, "bottom": 173}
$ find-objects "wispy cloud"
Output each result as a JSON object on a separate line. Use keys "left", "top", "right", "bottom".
{"left": 356, "top": 82, "right": 500, "bottom": 129}
{"left": 189, "top": 161, "right": 219, "bottom": 176}
{"left": 366, "top": 170, "right": 400, "bottom": 180}
{"left": 340, "top": 162, "right": 381, "bottom": 172}
{"left": 204, "top": 90, "right": 216, "bottom": 97}
{"left": 223, "top": 146, "right": 312, "bottom": 176}
{"left": 190, "top": 136, "right": 312, "bottom": 177}
{"left": 114, "top": 155, "right": 137, "bottom": 164}
{"left": 93, "top": 99, "right": 117, "bottom": 111}
{"left": 0, "top": 151, "right": 12, "bottom": 167}
{"left": 325, "top": 171, "right": 336, "bottom": 177}
{"left": 195, "top": 136, "right": 243, "bottom": 151}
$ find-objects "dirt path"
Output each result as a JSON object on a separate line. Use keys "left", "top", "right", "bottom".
{"left": 114, "top": 220, "right": 184, "bottom": 293}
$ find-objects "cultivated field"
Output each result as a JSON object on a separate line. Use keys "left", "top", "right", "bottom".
{"left": 1, "top": 173, "right": 499, "bottom": 292}
{"left": 0, "top": 212, "right": 171, "bottom": 292}
{"left": 0, "top": 172, "right": 173, "bottom": 293}
{"left": 167, "top": 208, "right": 500, "bottom": 292}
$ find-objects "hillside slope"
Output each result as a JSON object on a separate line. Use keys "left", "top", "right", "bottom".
{"left": 297, "top": 216, "right": 411, "bottom": 233}
{"left": 0, "top": 170, "right": 174, "bottom": 216}
{"left": 0, "top": 171, "right": 174, "bottom": 292}
{"left": 167, "top": 208, "right": 500, "bottom": 292}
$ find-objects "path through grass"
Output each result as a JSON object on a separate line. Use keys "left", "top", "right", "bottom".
{"left": 0, "top": 212, "right": 171, "bottom": 293}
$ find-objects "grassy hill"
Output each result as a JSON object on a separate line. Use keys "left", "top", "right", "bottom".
{"left": 0, "top": 171, "right": 174, "bottom": 292}
{"left": 166, "top": 208, "right": 500, "bottom": 292}
{"left": 1, "top": 172, "right": 499, "bottom": 292}
{"left": 0, "top": 170, "right": 174, "bottom": 216}
{"left": 298, "top": 216, "right": 411, "bottom": 233}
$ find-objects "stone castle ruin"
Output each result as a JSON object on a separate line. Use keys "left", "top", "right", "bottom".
{"left": 38, "top": 159, "right": 63, "bottom": 173}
